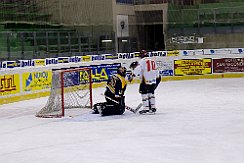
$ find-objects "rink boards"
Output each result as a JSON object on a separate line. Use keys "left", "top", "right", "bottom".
{"left": 1, "top": 53, "right": 244, "bottom": 105}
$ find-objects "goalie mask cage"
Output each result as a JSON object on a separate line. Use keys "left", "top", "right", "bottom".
{"left": 36, "top": 68, "right": 92, "bottom": 118}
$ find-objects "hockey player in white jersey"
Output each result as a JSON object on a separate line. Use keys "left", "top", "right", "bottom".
{"left": 129, "top": 50, "right": 161, "bottom": 113}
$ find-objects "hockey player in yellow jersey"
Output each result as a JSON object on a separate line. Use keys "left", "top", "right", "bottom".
{"left": 93, "top": 66, "right": 127, "bottom": 116}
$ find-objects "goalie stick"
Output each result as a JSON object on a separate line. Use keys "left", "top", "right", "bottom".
{"left": 100, "top": 93, "right": 142, "bottom": 113}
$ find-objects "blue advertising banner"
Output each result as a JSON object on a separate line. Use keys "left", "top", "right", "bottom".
{"left": 63, "top": 71, "right": 80, "bottom": 87}
{"left": 159, "top": 70, "right": 173, "bottom": 76}
{"left": 81, "top": 63, "right": 121, "bottom": 83}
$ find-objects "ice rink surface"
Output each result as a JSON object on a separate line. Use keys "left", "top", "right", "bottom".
{"left": 0, "top": 78, "right": 244, "bottom": 163}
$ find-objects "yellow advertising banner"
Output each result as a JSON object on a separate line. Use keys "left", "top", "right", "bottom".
{"left": 33, "top": 59, "right": 45, "bottom": 66}
{"left": 174, "top": 59, "right": 212, "bottom": 76}
{"left": 0, "top": 74, "right": 20, "bottom": 96}
{"left": 22, "top": 70, "right": 52, "bottom": 92}
{"left": 167, "top": 50, "right": 180, "bottom": 56}
{"left": 82, "top": 56, "right": 91, "bottom": 62}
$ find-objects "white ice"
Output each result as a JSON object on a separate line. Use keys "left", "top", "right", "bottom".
{"left": 0, "top": 78, "right": 244, "bottom": 163}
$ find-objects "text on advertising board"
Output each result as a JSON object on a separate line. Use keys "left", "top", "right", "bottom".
{"left": 174, "top": 59, "right": 212, "bottom": 76}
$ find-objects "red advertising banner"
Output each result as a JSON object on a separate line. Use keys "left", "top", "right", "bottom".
{"left": 213, "top": 58, "right": 244, "bottom": 73}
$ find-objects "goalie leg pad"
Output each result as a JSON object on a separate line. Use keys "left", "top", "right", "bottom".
{"left": 93, "top": 102, "right": 106, "bottom": 114}
{"left": 101, "top": 103, "right": 125, "bottom": 116}
{"left": 100, "top": 97, "right": 126, "bottom": 116}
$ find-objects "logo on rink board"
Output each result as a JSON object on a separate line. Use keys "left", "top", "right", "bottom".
{"left": 22, "top": 71, "right": 52, "bottom": 92}
{"left": 149, "top": 51, "right": 167, "bottom": 57}
{"left": 81, "top": 63, "right": 121, "bottom": 83}
{"left": 174, "top": 59, "right": 212, "bottom": 76}
{"left": 46, "top": 58, "right": 58, "bottom": 65}
{"left": 156, "top": 61, "right": 173, "bottom": 76}
{"left": 92, "top": 55, "right": 105, "bottom": 61}
{"left": 213, "top": 58, "right": 244, "bottom": 73}
{"left": 32, "top": 59, "right": 45, "bottom": 66}
{"left": 82, "top": 56, "right": 91, "bottom": 62}
{"left": 118, "top": 53, "right": 135, "bottom": 59}
{"left": 0, "top": 74, "right": 20, "bottom": 96}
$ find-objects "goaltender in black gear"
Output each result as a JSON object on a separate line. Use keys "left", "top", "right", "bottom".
{"left": 93, "top": 66, "right": 127, "bottom": 116}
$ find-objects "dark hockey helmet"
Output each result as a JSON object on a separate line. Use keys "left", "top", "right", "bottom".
{"left": 140, "top": 50, "right": 148, "bottom": 58}
{"left": 117, "top": 66, "right": 127, "bottom": 77}
{"left": 129, "top": 61, "right": 138, "bottom": 70}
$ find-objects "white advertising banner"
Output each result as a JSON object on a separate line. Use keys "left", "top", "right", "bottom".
{"left": 228, "top": 48, "right": 244, "bottom": 54}
{"left": 203, "top": 49, "right": 232, "bottom": 55}
{"left": 180, "top": 50, "right": 204, "bottom": 56}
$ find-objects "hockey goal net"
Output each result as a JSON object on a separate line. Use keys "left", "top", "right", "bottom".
{"left": 36, "top": 67, "right": 92, "bottom": 118}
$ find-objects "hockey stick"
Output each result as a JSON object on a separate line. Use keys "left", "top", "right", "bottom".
{"left": 100, "top": 93, "right": 142, "bottom": 113}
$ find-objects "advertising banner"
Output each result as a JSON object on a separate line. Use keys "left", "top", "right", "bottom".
{"left": 148, "top": 51, "right": 167, "bottom": 57}
{"left": 203, "top": 49, "right": 232, "bottom": 55}
{"left": 228, "top": 48, "right": 244, "bottom": 54}
{"left": 2, "top": 61, "right": 18, "bottom": 68}
{"left": 156, "top": 60, "right": 173, "bottom": 76}
{"left": 0, "top": 74, "right": 20, "bottom": 96}
{"left": 174, "top": 59, "right": 212, "bottom": 76}
{"left": 32, "top": 59, "right": 45, "bottom": 66}
{"left": 17, "top": 60, "right": 32, "bottom": 67}
{"left": 180, "top": 50, "right": 204, "bottom": 56}
{"left": 91, "top": 55, "right": 106, "bottom": 61}
{"left": 22, "top": 70, "right": 52, "bottom": 92}
{"left": 46, "top": 58, "right": 58, "bottom": 65}
{"left": 105, "top": 54, "right": 118, "bottom": 60}
{"left": 167, "top": 50, "right": 179, "bottom": 57}
{"left": 58, "top": 57, "right": 70, "bottom": 63}
{"left": 81, "top": 63, "right": 121, "bottom": 83}
{"left": 134, "top": 52, "right": 140, "bottom": 58}
{"left": 69, "top": 56, "right": 82, "bottom": 63}
{"left": 82, "top": 55, "right": 91, "bottom": 62}
{"left": 118, "top": 53, "right": 135, "bottom": 59}
{"left": 61, "top": 70, "right": 91, "bottom": 88}
{"left": 213, "top": 58, "right": 244, "bottom": 73}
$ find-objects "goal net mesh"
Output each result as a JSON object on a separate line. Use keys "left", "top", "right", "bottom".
{"left": 36, "top": 68, "right": 92, "bottom": 118}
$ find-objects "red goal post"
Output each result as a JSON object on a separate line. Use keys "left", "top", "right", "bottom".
{"left": 36, "top": 67, "right": 93, "bottom": 118}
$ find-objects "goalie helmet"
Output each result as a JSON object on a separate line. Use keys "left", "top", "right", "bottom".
{"left": 117, "top": 66, "right": 127, "bottom": 77}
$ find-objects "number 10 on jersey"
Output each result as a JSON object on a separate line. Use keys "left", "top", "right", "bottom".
{"left": 146, "top": 60, "right": 156, "bottom": 72}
